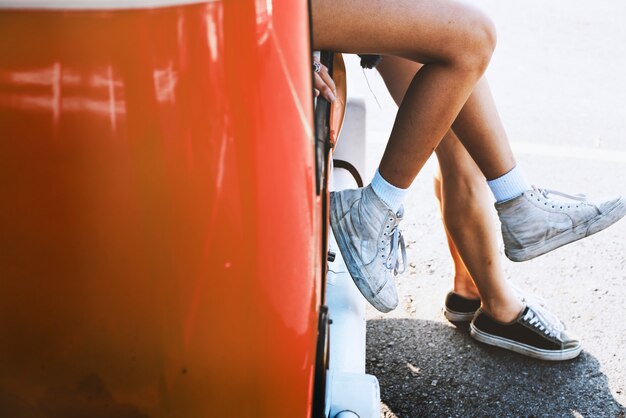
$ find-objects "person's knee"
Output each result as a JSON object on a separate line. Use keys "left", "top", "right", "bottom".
{"left": 448, "top": 9, "right": 497, "bottom": 74}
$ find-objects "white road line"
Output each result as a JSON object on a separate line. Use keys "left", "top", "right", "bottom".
{"left": 511, "top": 141, "right": 626, "bottom": 164}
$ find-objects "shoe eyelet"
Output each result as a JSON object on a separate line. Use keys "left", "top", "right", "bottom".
{"left": 552, "top": 206, "right": 555, "bottom": 208}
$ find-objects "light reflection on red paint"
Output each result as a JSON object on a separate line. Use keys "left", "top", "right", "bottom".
{"left": 153, "top": 63, "right": 178, "bottom": 104}
{"left": 0, "top": 64, "right": 126, "bottom": 128}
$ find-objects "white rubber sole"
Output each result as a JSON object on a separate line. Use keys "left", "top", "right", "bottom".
{"left": 506, "top": 197, "right": 626, "bottom": 262}
{"left": 470, "top": 323, "right": 582, "bottom": 361}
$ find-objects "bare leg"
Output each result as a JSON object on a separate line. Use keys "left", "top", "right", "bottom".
{"left": 312, "top": 0, "right": 502, "bottom": 188}
{"left": 435, "top": 132, "right": 522, "bottom": 321}
{"left": 377, "top": 56, "right": 522, "bottom": 321}
{"left": 450, "top": 76, "right": 515, "bottom": 179}
{"left": 432, "top": 175, "right": 480, "bottom": 300}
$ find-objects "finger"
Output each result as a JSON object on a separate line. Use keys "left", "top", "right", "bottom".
{"left": 319, "top": 85, "right": 336, "bottom": 103}
{"left": 319, "top": 67, "right": 336, "bottom": 93}
{"left": 313, "top": 69, "right": 336, "bottom": 102}
{"left": 313, "top": 73, "right": 327, "bottom": 93}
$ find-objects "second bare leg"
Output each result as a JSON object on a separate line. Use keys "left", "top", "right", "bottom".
{"left": 435, "top": 133, "right": 523, "bottom": 322}
{"left": 378, "top": 56, "right": 522, "bottom": 321}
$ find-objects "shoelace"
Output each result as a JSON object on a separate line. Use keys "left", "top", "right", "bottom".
{"left": 509, "top": 283, "right": 566, "bottom": 332}
{"left": 526, "top": 302, "right": 565, "bottom": 333}
{"left": 533, "top": 186, "right": 588, "bottom": 205}
{"left": 523, "top": 305, "right": 563, "bottom": 338}
{"left": 385, "top": 225, "right": 407, "bottom": 275}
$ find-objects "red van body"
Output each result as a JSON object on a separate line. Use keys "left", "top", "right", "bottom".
{"left": 0, "top": 1, "right": 327, "bottom": 416}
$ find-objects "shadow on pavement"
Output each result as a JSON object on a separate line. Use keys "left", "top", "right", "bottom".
{"left": 367, "top": 318, "right": 626, "bottom": 418}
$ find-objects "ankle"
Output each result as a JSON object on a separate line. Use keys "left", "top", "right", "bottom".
{"left": 371, "top": 169, "right": 408, "bottom": 213}
{"left": 453, "top": 279, "right": 481, "bottom": 300}
{"left": 482, "top": 297, "right": 524, "bottom": 323}
{"left": 487, "top": 165, "right": 531, "bottom": 203}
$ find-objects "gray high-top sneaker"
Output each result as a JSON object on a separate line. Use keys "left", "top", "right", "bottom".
{"left": 496, "top": 187, "right": 626, "bottom": 262}
{"left": 329, "top": 185, "right": 407, "bottom": 313}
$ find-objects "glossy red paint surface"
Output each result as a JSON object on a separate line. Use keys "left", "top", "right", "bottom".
{"left": 0, "top": 2, "right": 319, "bottom": 417}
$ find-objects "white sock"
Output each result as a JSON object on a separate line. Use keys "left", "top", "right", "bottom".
{"left": 370, "top": 169, "right": 408, "bottom": 212}
{"left": 487, "top": 165, "right": 531, "bottom": 203}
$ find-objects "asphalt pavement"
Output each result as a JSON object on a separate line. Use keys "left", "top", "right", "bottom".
{"left": 342, "top": 1, "right": 626, "bottom": 416}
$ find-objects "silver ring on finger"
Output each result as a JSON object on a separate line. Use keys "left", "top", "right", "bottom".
{"left": 312, "top": 61, "right": 322, "bottom": 73}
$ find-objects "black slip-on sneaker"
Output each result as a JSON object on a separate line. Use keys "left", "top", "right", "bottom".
{"left": 470, "top": 305, "right": 582, "bottom": 361}
{"left": 443, "top": 291, "right": 481, "bottom": 322}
